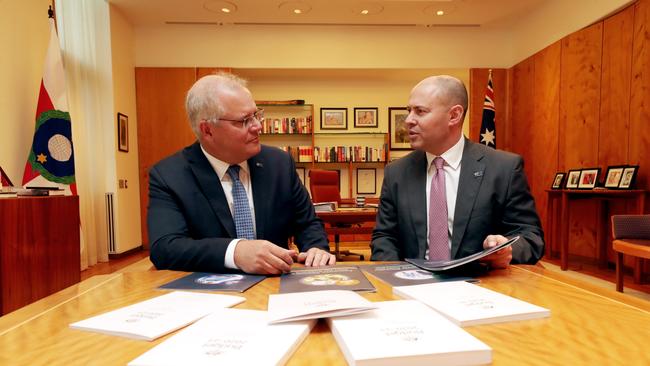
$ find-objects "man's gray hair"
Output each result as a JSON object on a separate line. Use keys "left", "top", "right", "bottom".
{"left": 185, "top": 72, "right": 248, "bottom": 137}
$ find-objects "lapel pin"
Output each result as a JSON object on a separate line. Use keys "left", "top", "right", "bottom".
{"left": 474, "top": 171, "right": 484, "bottom": 177}
{"left": 256, "top": 162, "right": 263, "bottom": 168}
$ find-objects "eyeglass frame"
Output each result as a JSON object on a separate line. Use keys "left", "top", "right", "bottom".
{"left": 203, "top": 108, "right": 265, "bottom": 129}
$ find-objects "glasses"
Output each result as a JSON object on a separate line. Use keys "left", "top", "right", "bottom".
{"left": 211, "top": 108, "right": 264, "bottom": 129}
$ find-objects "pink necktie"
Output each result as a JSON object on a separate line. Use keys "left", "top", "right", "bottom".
{"left": 428, "top": 157, "right": 450, "bottom": 260}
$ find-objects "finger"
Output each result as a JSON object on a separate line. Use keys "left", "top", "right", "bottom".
{"left": 260, "top": 259, "right": 283, "bottom": 275}
{"left": 297, "top": 252, "right": 307, "bottom": 263}
{"left": 318, "top": 251, "right": 333, "bottom": 266}
{"left": 483, "top": 235, "right": 498, "bottom": 248}
{"left": 327, "top": 253, "right": 337, "bottom": 265}
{"left": 304, "top": 249, "right": 317, "bottom": 267}
{"left": 269, "top": 246, "right": 295, "bottom": 266}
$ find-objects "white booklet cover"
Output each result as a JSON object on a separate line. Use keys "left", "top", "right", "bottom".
{"left": 69, "top": 291, "right": 245, "bottom": 341}
{"left": 394, "top": 281, "right": 550, "bottom": 326}
{"left": 128, "top": 308, "right": 315, "bottom": 366}
{"left": 267, "top": 290, "right": 377, "bottom": 324}
{"left": 327, "top": 300, "right": 492, "bottom": 366}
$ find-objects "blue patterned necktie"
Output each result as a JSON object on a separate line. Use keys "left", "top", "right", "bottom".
{"left": 226, "top": 165, "right": 255, "bottom": 240}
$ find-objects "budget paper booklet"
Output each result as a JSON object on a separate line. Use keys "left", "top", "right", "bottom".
{"left": 279, "top": 266, "right": 375, "bottom": 293}
{"left": 128, "top": 308, "right": 315, "bottom": 366}
{"left": 69, "top": 291, "right": 245, "bottom": 341}
{"left": 158, "top": 272, "right": 265, "bottom": 293}
{"left": 267, "top": 289, "right": 377, "bottom": 324}
{"left": 394, "top": 281, "right": 550, "bottom": 326}
{"left": 361, "top": 263, "right": 475, "bottom": 287}
{"left": 327, "top": 300, "right": 492, "bottom": 366}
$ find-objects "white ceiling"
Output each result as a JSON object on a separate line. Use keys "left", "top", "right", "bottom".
{"left": 108, "top": 0, "right": 547, "bottom": 28}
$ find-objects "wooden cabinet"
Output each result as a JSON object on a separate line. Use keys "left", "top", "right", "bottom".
{"left": 0, "top": 196, "right": 80, "bottom": 315}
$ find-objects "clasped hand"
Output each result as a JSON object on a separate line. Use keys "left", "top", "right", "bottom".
{"left": 234, "top": 240, "right": 336, "bottom": 275}
{"left": 480, "top": 234, "right": 513, "bottom": 269}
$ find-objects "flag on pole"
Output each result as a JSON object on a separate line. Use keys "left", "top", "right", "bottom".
{"left": 22, "top": 11, "right": 76, "bottom": 194}
{"left": 479, "top": 70, "right": 496, "bottom": 149}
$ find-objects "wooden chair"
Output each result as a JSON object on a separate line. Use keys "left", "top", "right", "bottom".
{"left": 611, "top": 214, "right": 650, "bottom": 292}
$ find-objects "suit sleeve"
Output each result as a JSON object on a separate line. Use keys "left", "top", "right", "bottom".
{"left": 502, "top": 156, "right": 545, "bottom": 264}
{"left": 371, "top": 164, "right": 402, "bottom": 260}
{"left": 148, "top": 165, "right": 232, "bottom": 273}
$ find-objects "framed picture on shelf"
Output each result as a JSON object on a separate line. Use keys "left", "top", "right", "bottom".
{"left": 551, "top": 172, "right": 565, "bottom": 189}
{"left": 388, "top": 107, "right": 411, "bottom": 150}
{"left": 296, "top": 167, "right": 306, "bottom": 186}
{"left": 604, "top": 166, "right": 626, "bottom": 189}
{"left": 565, "top": 169, "right": 581, "bottom": 189}
{"left": 618, "top": 166, "right": 639, "bottom": 189}
{"left": 320, "top": 108, "right": 347, "bottom": 130}
{"left": 577, "top": 168, "right": 600, "bottom": 189}
{"left": 353, "top": 107, "right": 378, "bottom": 128}
{"left": 117, "top": 113, "right": 128, "bottom": 152}
{"left": 356, "top": 168, "right": 377, "bottom": 195}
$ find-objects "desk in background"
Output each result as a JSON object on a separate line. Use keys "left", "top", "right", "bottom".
{"left": 316, "top": 207, "right": 377, "bottom": 260}
{"left": 0, "top": 263, "right": 648, "bottom": 365}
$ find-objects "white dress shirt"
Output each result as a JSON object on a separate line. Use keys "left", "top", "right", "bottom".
{"left": 425, "top": 136, "right": 465, "bottom": 259}
{"left": 201, "top": 146, "right": 257, "bottom": 269}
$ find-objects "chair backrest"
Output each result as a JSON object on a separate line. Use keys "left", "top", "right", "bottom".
{"left": 611, "top": 215, "right": 650, "bottom": 240}
{"left": 309, "top": 169, "right": 341, "bottom": 204}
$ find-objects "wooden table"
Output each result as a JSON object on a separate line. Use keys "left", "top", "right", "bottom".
{"left": 1, "top": 263, "right": 648, "bottom": 365}
{"left": 545, "top": 189, "right": 646, "bottom": 270}
{"left": 316, "top": 208, "right": 377, "bottom": 260}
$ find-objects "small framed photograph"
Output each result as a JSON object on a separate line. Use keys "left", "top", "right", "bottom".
{"left": 565, "top": 169, "right": 581, "bottom": 189}
{"left": 618, "top": 165, "right": 639, "bottom": 189}
{"left": 320, "top": 108, "right": 348, "bottom": 130}
{"left": 356, "top": 168, "right": 377, "bottom": 195}
{"left": 551, "top": 172, "right": 565, "bottom": 189}
{"left": 389, "top": 107, "right": 411, "bottom": 150}
{"left": 604, "top": 166, "right": 626, "bottom": 189}
{"left": 296, "top": 167, "right": 306, "bottom": 186}
{"left": 117, "top": 113, "right": 129, "bottom": 152}
{"left": 577, "top": 168, "right": 600, "bottom": 189}
{"left": 353, "top": 107, "right": 378, "bottom": 128}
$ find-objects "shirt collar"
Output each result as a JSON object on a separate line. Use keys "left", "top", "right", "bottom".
{"left": 200, "top": 145, "right": 250, "bottom": 181}
{"left": 426, "top": 135, "right": 465, "bottom": 171}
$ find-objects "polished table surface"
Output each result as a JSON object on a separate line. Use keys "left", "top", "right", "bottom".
{"left": 1, "top": 263, "right": 649, "bottom": 365}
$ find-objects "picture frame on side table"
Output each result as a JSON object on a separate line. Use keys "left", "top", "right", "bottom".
{"left": 320, "top": 108, "right": 348, "bottom": 130}
{"left": 356, "top": 168, "right": 377, "bottom": 195}
{"left": 117, "top": 113, "right": 129, "bottom": 152}
{"left": 565, "top": 169, "right": 581, "bottom": 189}
{"left": 551, "top": 172, "right": 565, "bottom": 189}
{"left": 604, "top": 166, "right": 626, "bottom": 189}
{"left": 353, "top": 107, "right": 378, "bottom": 128}
{"left": 388, "top": 107, "right": 411, "bottom": 150}
{"left": 618, "top": 166, "right": 639, "bottom": 189}
{"left": 577, "top": 168, "right": 600, "bottom": 189}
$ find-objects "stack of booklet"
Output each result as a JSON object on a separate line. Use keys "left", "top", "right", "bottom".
{"left": 267, "top": 289, "right": 377, "bottom": 324}
{"left": 279, "top": 266, "right": 375, "bottom": 293}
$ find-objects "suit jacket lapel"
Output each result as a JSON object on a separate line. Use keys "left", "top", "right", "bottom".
{"left": 451, "top": 140, "right": 485, "bottom": 258}
{"left": 408, "top": 151, "right": 429, "bottom": 257}
{"left": 185, "top": 142, "right": 236, "bottom": 238}
{"left": 248, "top": 154, "right": 267, "bottom": 240}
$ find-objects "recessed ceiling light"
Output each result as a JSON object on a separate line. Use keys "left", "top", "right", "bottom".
{"left": 221, "top": 8, "right": 231, "bottom": 13}
{"left": 423, "top": 4, "right": 456, "bottom": 17}
{"left": 350, "top": 2, "right": 383, "bottom": 16}
{"left": 436, "top": 10, "right": 444, "bottom": 16}
{"left": 204, "top": 1, "right": 237, "bottom": 14}
{"left": 294, "top": 9, "right": 302, "bottom": 14}
{"left": 279, "top": 1, "right": 312, "bottom": 15}
{"left": 361, "top": 9, "right": 369, "bottom": 15}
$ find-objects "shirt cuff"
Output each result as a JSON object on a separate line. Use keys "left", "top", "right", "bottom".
{"left": 224, "top": 239, "right": 241, "bottom": 269}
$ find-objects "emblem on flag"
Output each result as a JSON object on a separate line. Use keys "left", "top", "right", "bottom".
{"left": 480, "top": 70, "right": 496, "bottom": 149}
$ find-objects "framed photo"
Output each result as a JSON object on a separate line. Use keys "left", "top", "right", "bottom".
{"left": 320, "top": 108, "right": 348, "bottom": 130}
{"left": 551, "top": 172, "right": 565, "bottom": 189}
{"left": 604, "top": 166, "right": 626, "bottom": 189}
{"left": 577, "top": 168, "right": 601, "bottom": 189}
{"left": 296, "top": 167, "right": 306, "bottom": 186}
{"left": 388, "top": 107, "right": 411, "bottom": 150}
{"left": 117, "top": 113, "right": 129, "bottom": 152}
{"left": 565, "top": 169, "right": 581, "bottom": 189}
{"left": 353, "top": 107, "right": 378, "bottom": 128}
{"left": 618, "top": 165, "right": 639, "bottom": 189}
{"left": 356, "top": 168, "right": 377, "bottom": 195}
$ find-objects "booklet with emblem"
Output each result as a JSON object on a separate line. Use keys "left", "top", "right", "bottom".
{"left": 267, "top": 289, "right": 377, "bottom": 324}
{"left": 279, "top": 266, "right": 375, "bottom": 293}
{"left": 69, "top": 291, "right": 245, "bottom": 341}
{"left": 158, "top": 272, "right": 265, "bottom": 293}
{"left": 327, "top": 300, "right": 492, "bottom": 366}
{"left": 128, "top": 308, "right": 315, "bottom": 366}
{"left": 394, "top": 281, "right": 550, "bottom": 326}
{"left": 361, "top": 263, "right": 475, "bottom": 288}
{"left": 406, "top": 235, "right": 520, "bottom": 272}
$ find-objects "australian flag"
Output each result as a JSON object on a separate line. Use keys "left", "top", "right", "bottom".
{"left": 480, "top": 71, "right": 496, "bottom": 149}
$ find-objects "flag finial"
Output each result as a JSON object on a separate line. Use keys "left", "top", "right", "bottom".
{"left": 48, "top": 5, "right": 54, "bottom": 19}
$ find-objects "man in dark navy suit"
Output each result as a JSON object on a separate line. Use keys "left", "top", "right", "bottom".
{"left": 148, "top": 72, "right": 334, "bottom": 274}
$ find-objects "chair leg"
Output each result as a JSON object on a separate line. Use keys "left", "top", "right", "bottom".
{"left": 633, "top": 257, "right": 642, "bottom": 284}
{"left": 616, "top": 252, "right": 624, "bottom": 292}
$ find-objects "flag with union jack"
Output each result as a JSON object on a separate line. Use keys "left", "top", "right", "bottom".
{"left": 479, "top": 71, "right": 496, "bottom": 149}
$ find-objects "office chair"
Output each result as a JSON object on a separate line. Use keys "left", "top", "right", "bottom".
{"left": 309, "top": 169, "right": 366, "bottom": 260}
{"left": 611, "top": 214, "right": 650, "bottom": 292}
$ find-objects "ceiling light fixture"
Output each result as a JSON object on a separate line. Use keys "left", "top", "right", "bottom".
{"left": 221, "top": 8, "right": 231, "bottom": 13}
{"left": 349, "top": 2, "right": 383, "bottom": 16}
{"left": 361, "top": 10, "right": 369, "bottom": 15}
{"left": 278, "top": 1, "right": 312, "bottom": 15}
{"left": 203, "top": 1, "right": 238, "bottom": 15}
{"left": 436, "top": 10, "right": 444, "bottom": 16}
{"left": 294, "top": 9, "right": 302, "bottom": 14}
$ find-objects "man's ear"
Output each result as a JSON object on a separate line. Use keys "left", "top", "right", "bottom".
{"left": 448, "top": 105, "right": 464, "bottom": 126}
{"left": 198, "top": 120, "right": 212, "bottom": 138}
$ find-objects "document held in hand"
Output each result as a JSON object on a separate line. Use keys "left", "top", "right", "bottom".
{"left": 394, "top": 281, "right": 550, "bottom": 326}
{"left": 128, "top": 308, "right": 315, "bottom": 366}
{"left": 406, "top": 235, "right": 520, "bottom": 272}
{"left": 267, "top": 289, "right": 377, "bottom": 324}
{"left": 69, "top": 291, "right": 245, "bottom": 341}
{"left": 327, "top": 300, "right": 492, "bottom": 366}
